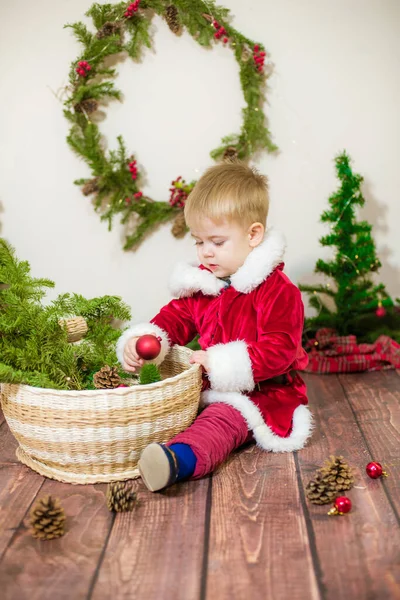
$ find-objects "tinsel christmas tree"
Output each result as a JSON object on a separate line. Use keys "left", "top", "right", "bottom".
{"left": 300, "top": 152, "right": 400, "bottom": 342}
{"left": 0, "top": 239, "right": 131, "bottom": 390}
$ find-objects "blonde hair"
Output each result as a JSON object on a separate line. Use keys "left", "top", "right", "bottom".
{"left": 184, "top": 162, "right": 269, "bottom": 229}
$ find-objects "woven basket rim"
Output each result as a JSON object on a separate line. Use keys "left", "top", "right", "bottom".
{"left": 1, "top": 345, "right": 200, "bottom": 396}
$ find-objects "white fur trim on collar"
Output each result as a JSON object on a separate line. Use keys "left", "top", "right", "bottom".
{"left": 169, "top": 262, "right": 226, "bottom": 298}
{"left": 169, "top": 229, "right": 286, "bottom": 297}
{"left": 231, "top": 229, "right": 286, "bottom": 293}
{"left": 202, "top": 390, "right": 313, "bottom": 452}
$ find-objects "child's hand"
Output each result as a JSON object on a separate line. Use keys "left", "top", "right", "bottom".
{"left": 123, "top": 337, "right": 144, "bottom": 372}
{"left": 189, "top": 350, "right": 209, "bottom": 372}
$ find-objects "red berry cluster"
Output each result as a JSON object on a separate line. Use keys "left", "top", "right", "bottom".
{"left": 169, "top": 177, "right": 188, "bottom": 208}
{"left": 125, "top": 190, "right": 143, "bottom": 205}
{"left": 128, "top": 159, "right": 138, "bottom": 180}
{"left": 253, "top": 45, "right": 266, "bottom": 72}
{"left": 124, "top": 0, "right": 141, "bottom": 18}
{"left": 213, "top": 20, "right": 229, "bottom": 44}
{"left": 76, "top": 61, "right": 92, "bottom": 77}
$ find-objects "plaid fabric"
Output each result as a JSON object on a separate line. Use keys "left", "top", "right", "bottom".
{"left": 304, "top": 328, "right": 400, "bottom": 374}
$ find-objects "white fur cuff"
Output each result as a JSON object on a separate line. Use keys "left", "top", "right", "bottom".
{"left": 202, "top": 390, "right": 313, "bottom": 452}
{"left": 206, "top": 340, "right": 255, "bottom": 393}
{"left": 116, "top": 322, "right": 170, "bottom": 366}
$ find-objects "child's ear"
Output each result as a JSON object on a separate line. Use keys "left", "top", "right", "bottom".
{"left": 248, "top": 222, "right": 265, "bottom": 247}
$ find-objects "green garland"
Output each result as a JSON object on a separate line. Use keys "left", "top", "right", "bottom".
{"left": 64, "top": 1, "right": 276, "bottom": 250}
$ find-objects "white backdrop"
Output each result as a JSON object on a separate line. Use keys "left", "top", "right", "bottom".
{"left": 1, "top": 0, "right": 399, "bottom": 322}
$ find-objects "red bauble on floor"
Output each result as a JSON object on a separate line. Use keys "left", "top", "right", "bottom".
{"left": 366, "top": 461, "right": 387, "bottom": 479}
{"left": 328, "top": 496, "right": 352, "bottom": 516}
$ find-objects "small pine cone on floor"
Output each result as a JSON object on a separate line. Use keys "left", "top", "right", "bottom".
{"left": 107, "top": 481, "right": 137, "bottom": 512}
{"left": 30, "top": 495, "right": 66, "bottom": 540}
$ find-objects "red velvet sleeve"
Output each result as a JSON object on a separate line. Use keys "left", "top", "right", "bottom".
{"left": 151, "top": 297, "right": 198, "bottom": 347}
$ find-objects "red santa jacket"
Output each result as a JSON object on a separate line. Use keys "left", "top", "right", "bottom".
{"left": 117, "top": 230, "right": 313, "bottom": 452}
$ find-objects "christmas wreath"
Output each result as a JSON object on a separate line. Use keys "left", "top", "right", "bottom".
{"left": 63, "top": 1, "right": 276, "bottom": 250}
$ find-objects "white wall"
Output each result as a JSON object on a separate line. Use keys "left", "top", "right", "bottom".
{"left": 1, "top": 0, "right": 399, "bottom": 323}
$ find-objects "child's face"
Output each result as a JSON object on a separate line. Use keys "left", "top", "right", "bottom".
{"left": 190, "top": 217, "right": 261, "bottom": 278}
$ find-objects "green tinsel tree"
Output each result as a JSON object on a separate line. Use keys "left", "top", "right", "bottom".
{"left": 300, "top": 152, "right": 400, "bottom": 343}
{"left": 0, "top": 239, "right": 131, "bottom": 389}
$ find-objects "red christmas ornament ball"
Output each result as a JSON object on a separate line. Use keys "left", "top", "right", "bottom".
{"left": 334, "top": 496, "right": 352, "bottom": 514}
{"left": 375, "top": 306, "right": 386, "bottom": 318}
{"left": 328, "top": 496, "right": 352, "bottom": 515}
{"left": 366, "top": 461, "right": 384, "bottom": 479}
{"left": 136, "top": 335, "right": 161, "bottom": 360}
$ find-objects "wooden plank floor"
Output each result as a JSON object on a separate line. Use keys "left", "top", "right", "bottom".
{"left": 0, "top": 372, "right": 399, "bottom": 600}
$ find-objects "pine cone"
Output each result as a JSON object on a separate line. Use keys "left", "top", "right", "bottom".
{"left": 96, "top": 21, "right": 121, "bottom": 39}
{"left": 171, "top": 211, "right": 187, "bottom": 238}
{"left": 165, "top": 5, "right": 181, "bottom": 35}
{"left": 30, "top": 496, "right": 66, "bottom": 540}
{"left": 223, "top": 146, "right": 238, "bottom": 162}
{"left": 107, "top": 481, "right": 137, "bottom": 512}
{"left": 93, "top": 365, "right": 121, "bottom": 389}
{"left": 305, "top": 455, "right": 355, "bottom": 505}
{"left": 319, "top": 455, "right": 354, "bottom": 492}
{"left": 241, "top": 44, "right": 252, "bottom": 62}
{"left": 74, "top": 98, "right": 99, "bottom": 115}
{"left": 305, "top": 474, "right": 338, "bottom": 505}
{"left": 82, "top": 177, "right": 100, "bottom": 196}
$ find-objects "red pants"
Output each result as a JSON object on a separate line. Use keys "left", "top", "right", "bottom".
{"left": 168, "top": 403, "right": 252, "bottom": 479}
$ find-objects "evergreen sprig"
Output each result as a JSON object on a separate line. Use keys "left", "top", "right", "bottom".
{"left": 0, "top": 239, "right": 131, "bottom": 390}
{"left": 63, "top": 0, "right": 276, "bottom": 250}
{"left": 300, "top": 152, "right": 400, "bottom": 342}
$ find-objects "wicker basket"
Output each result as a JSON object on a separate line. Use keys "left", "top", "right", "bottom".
{"left": 0, "top": 346, "right": 202, "bottom": 484}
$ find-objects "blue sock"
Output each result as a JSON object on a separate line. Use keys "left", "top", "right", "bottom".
{"left": 169, "top": 443, "right": 197, "bottom": 480}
